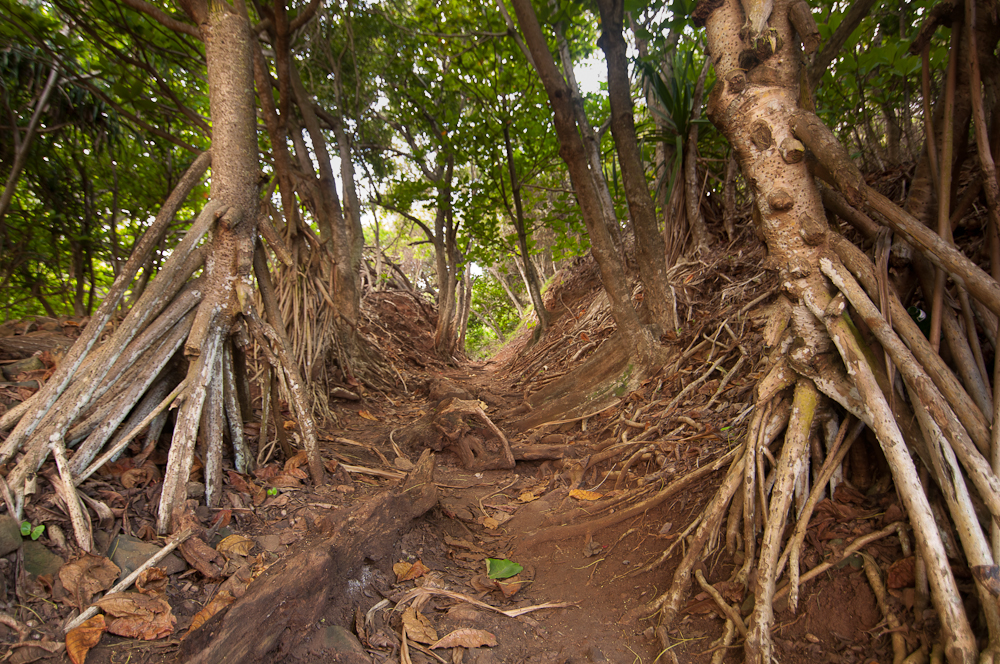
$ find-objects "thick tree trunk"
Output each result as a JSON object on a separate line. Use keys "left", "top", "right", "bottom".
{"left": 510, "top": 0, "right": 658, "bottom": 365}
{"left": 596, "top": 0, "right": 678, "bottom": 332}
{"left": 696, "top": 0, "right": 980, "bottom": 661}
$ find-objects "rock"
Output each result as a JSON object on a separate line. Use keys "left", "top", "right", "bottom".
{"left": 1, "top": 356, "right": 45, "bottom": 380}
{"left": 293, "top": 624, "right": 368, "bottom": 663}
{"left": 467, "top": 648, "right": 501, "bottom": 664}
{"left": 429, "top": 377, "right": 473, "bottom": 403}
{"left": 22, "top": 540, "right": 64, "bottom": 579}
{"left": 107, "top": 534, "right": 187, "bottom": 576}
{"left": 255, "top": 534, "right": 283, "bottom": 553}
{"left": 0, "top": 515, "right": 22, "bottom": 557}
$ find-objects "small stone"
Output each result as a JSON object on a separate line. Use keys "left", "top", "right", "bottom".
{"left": 293, "top": 625, "right": 368, "bottom": 663}
{"left": 0, "top": 515, "right": 22, "bottom": 557}
{"left": 22, "top": 540, "right": 64, "bottom": 580}
{"left": 2, "top": 356, "right": 45, "bottom": 380}
{"left": 256, "top": 534, "right": 283, "bottom": 552}
{"left": 107, "top": 534, "right": 187, "bottom": 576}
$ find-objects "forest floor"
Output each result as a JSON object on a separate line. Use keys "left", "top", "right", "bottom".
{"left": 0, "top": 229, "right": 918, "bottom": 664}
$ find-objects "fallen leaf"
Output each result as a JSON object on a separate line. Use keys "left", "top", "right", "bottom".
{"left": 402, "top": 607, "right": 438, "bottom": 644}
{"left": 398, "top": 560, "right": 431, "bottom": 582}
{"left": 497, "top": 574, "right": 526, "bottom": 598}
{"left": 393, "top": 561, "right": 413, "bottom": 580}
{"left": 517, "top": 492, "right": 539, "bottom": 503}
{"left": 470, "top": 574, "right": 498, "bottom": 593}
{"left": 186, "top": 590, "right": 236, "bottom": 635}
{"left": 135, "top": 568, "right": 168, "bottom": 595}
{"left": 95, "top": 592, "right": 175, "bottom": 640}
{"left": 481, "top": 516, "right": 500, "bottom": 530}
{"left": 284, "top": 450, "right": 308, "bottom": 472}
{"left": 431, "top": 628, "right": 498, "bottom": 649}
{"left": 59, "top": 555, "right": 121, "bottom": 610}
{"left": 486, "top": 558, "right": 523, "bottom": 580}
{"left": 569, "top": 489, "right": 603, "bottom": 501}
{"left": 268, "top": 473, "right": 302, "bottom": 488}
{"left": 121, "top": 463, "right": 160, "bottom": 489}
{"left": 887, "top": 556, "right": 916, "bottom": 589}
{"left": 66, "top": 614, "right": 106, "bottom": 664}
{"left": 217, "top": 534, "right": 255, "bottom": 557}
{"left": 358, "top": 410, "right": 378, "bottom": 421}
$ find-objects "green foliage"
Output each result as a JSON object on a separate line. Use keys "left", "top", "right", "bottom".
{"left": 486, "top": 557, "right": 523, "bottom": 579}
{"left": 0, "top": 0, "right": 210, "bottom": 320}
{"left": 20, "top": 520, "right": 44, "bottom": 540}
{"left": 466, "top": 270, "right": 522, "bottom": 357}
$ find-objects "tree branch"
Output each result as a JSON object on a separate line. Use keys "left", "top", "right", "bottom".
{"left": 120, "top": 0, "right": 201, "bottom": 39}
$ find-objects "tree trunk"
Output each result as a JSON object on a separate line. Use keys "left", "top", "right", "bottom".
{"left": 510, "top": 0, "right": 659, "bottom": 365}
{"left": 596, "top": 0, "right": 678, "bottom": 332}
{"left": 502, "top": 123, "right": 550, "bottom": 333}
{"left": 689, "top": 0, "right": 982, "bottom": 661}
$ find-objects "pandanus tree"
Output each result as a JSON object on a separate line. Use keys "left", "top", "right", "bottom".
{"left": 0, "top": 0, "right": 323, "bottom": 542}
{"left": 620, "top": 0, "right": 1000, "bottom": 662}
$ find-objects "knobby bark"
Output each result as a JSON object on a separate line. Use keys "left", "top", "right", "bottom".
{"left": 648, "top": 0, "right": 993, "bottom": 661}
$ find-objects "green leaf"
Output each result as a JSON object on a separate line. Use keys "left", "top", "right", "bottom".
{"left": 30, "top": 524, "right": 44, "bottom": 540}
{"left": 20, "top": 521, "right": 31, "bottom": 537}
{"left": 486, "top": 558, "right": 523, "bottom": 580}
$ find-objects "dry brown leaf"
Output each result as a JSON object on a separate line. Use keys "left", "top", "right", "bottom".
{"left": 66, "top": 614, "right": 106, "bottom": 664}
{"left": 121, "top": 464, "right": 160, "bottom": 489}
{"left": 430, "top": 628, "right": 498, "bottom": 649}
{"left": 59, "top": 555, "right": 121, "bottom": 610}
{"left": 517, "top": 492, "right": 538, "bottom": 503}
{"left": 402, "top": 607, "right": 438, "bottom": 644}
{"left": 887, "top": 556, "right": 916, "bottom": 589}
{"left": 470, "top": 574, "right": 498, "bottom": 593}
{"left": 226, "top": 471, "right": 251, "bottom": 494}
{"left": 569, "top": 489, "right": 603, "bottom": 501}
{"left": 186, "top": 590, "right": 236, "bottom": 635}
{"left": 497, "top": 574, "right": 525, "bottom": 598}
{"left": 95, "top": 592, "right": 175, "bottom": 640}
{"left": 135, "top": 567, "right": 168, "bottom": 596}
{"left": 217, "top": 534, "right": 255, "bottom": 557}
{"left": 481, "top": 516, "right": 500, "bottom": 530}
{"left": 399, "top": 560, "right": 431, "bottom": 582}
{"left": 268, "top": 473, "right": 302, "bottom": 488}
{"left": 358, "top": 410, "right": 379, "bottom": 421}
{"left": 284, "top": 450, "right": 308, "bottom": 471}
{"left": 393, "top": 561, "right": 413, "bottom": 580}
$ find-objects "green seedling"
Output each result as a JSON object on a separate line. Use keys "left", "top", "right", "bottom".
{"left": 267, "top": 488, "right": 278, "bottom": 497}
{"left": 486, "top": 558, "right": 523, "bottom": 580}
{"left": 20, "top": 521, "right": 44, "bottom": 541}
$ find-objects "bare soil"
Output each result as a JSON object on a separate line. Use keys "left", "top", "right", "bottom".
{"left": 0, "top": 233, "right": 926, "bottom": 664}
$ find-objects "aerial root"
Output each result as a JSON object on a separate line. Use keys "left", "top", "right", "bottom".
{"left": 0, "top": 193, "right": 326, "bottom": 543}
{"left": 745, "top": 379, "right": 817, "bottom": 664}
{"left": 861, "top": 552, "right": 907, "bottom": 664}
{"left": 636, "top": 445, "right": 745, "bottom": 625}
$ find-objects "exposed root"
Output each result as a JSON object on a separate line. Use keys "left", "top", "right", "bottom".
{"left": 861, "top": 552, "right": 907, "bottom": 664}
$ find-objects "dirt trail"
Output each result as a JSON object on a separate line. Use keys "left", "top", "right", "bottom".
{"left": 0, "top": 242, "right": 903, "bottom": 664}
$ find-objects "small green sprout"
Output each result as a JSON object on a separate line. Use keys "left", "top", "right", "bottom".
{"left": 267, "top": 488, "right": 278, "bottom": 497}
{"left": 20, "top": 521, "right": 45, "bottom": 540}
